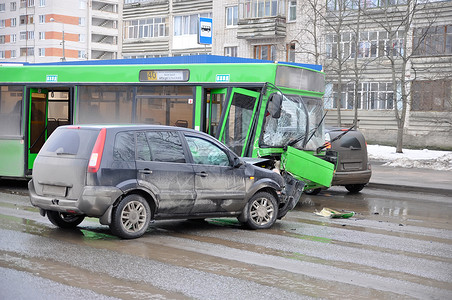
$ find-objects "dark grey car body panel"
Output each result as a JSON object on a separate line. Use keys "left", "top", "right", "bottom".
{"left": 29, "top": 125, "right": 286, "bottom": 226}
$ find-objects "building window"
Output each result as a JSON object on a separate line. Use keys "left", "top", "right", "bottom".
{"left": 326, "top": 31, "right": 404, "bottom": 59}
{"left": 38, "top": 48, "right": 45, "bottom": 57}
{"left": 39, "top": 15, "right": 45, "bottom": 24}
{"left": 0, "top": 51, "right": 5, "bottom": 59}
{"left": 11, "top": 49, "right": 16, "bottom": 58}
{"left": 0, "top": 35, "right": 5, "bottom": 44}
{"left": 0, "top": 3, "right": 5, "bottom": 12}
{"left": 39, "top": 0, "right": 45, "bottom": 7}
{"left": 78, "top": 50, "right": 86, "bottom": 59}
{"left": 286, "top": 42, "right": 295, "bottom": 62}
{"left": 20, "top": 47, "right": 34, "bottom": 56}
{"left": 27, "top": 31, "right": 34, "bottom": 40}
{"left": 39, "top": 31, "right": 45, "bottom": 40}
{"left": 79, "top": 34, "right": 85, "bottom": 42}
{"left": 20, "top": 31, "right": 26, "bottom": 40}
{"left": 79, "top": 17, "right": 85, "bottom": 26}
{"left": 412, "top": 80, "right": 452, "bottom": 111}
{"left": 413, "top": 25, "right": 452, "bottom": 56}
{"left": 254, "top": 44, "right": 276, "bottom": 61}
{"left": 224, "top": 46, "right": 238, "bottom": 57}
{"left": 28, "top": 0, "right": 34, "bottom": 7}
{"left": 239, "top": 0, "right": 285, "bottom": 19}
{"left": 328, "top": 82, "right": 394, "bottom": 110}
{"left": 10, "top": 2, "right": 16, "bottom": 11}
{"left": 174, "top": 13, "right": 211, "bottom": 36}
{"left": 226, "top": 6, "right": 238, "bottom": 27}
{"left": 11, "top": 33, "right": 16, "bottom": 43}
{"left": 11, "top": 18, "right": 16, "bottom": 27}
{"left": 124, "top": 17, "right": 168, "bottom": 39}
{"left": 0, "top": 19, "right": 5, "bottom": 28}
{"left": 20, "top": 15, "right": 33, "bottom": 25}
{"left": 79, "top": 0, "right": 86, "bottom": 9}
{"left": 288, "top": 1, "right": 296, "bottom": 21}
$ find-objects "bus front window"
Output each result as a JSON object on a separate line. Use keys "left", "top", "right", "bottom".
{"left": 262, "top": 94, "right": 325, "bottom": 151}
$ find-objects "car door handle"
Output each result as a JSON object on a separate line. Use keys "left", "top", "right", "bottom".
{"left": 196, "top": 172, "right": 208, "bottom": 177}
{"left": 139, "top": 169, "right": 152, "bottom": 174}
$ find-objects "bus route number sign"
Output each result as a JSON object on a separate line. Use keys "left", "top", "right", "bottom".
{"left": 139, "top": 69, "right": 189, "bottom": 82}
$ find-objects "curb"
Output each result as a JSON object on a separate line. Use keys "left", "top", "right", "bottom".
{"left": 367, "top": 182, "right": 451, "bottom": 196}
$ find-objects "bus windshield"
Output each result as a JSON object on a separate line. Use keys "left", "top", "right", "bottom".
{"left": 262, "top": 93, "right": 324, "bottom": 151}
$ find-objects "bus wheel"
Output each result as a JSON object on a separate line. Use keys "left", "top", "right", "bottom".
{"left": 244, "top": 192, "right": 277, "bottom": 230}
{"left": 304, "top": 188, "right": 321, "bottom": 195}
{"left": 47, "top": 211, "right": 85, "bottom": 228}
{"left": 110, "top": 194, "right": 151, "bottom": 239}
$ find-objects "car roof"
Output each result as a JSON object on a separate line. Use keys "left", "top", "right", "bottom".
{"left": 60, "top": 124, "right": 200, "bottom": 133}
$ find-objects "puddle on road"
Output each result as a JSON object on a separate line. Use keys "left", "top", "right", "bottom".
{"left": 297, "top": 187, "right": 452, "bottom": 231}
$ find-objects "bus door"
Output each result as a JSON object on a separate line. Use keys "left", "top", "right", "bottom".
{"left": 218, "top": 88, "right": 260, "bottom": 157}
{"left": 28, "top": 88, "right": 71, "bottom": 170}
{"left": 204, "top": 88, "right": 227, "bottom": 136}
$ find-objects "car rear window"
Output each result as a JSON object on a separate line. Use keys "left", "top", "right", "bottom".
{"left": 39, "top": 127, "right": 99, "bottom": 159}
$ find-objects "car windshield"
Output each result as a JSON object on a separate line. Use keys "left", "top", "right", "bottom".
{"left": 262, "top": 92, "right": 325, "bottom": 151}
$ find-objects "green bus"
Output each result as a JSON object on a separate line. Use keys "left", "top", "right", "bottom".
{"left": 0, "top": 55, "right": 333, "bottom": 191}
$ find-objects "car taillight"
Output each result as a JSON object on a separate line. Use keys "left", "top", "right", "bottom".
{"left": 88, "top": 128, "right": 106, "bottom": 173}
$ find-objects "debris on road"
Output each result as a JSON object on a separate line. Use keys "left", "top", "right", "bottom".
{"left": 315, "top": 207, "right": 355, "bottom": 219}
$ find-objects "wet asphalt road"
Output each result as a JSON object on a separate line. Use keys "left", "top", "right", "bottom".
{"left": 0, "top": 180, "right": 451, "bottom": 299}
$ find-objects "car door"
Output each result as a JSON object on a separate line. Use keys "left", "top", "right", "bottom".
{"left": 184, "top": 134, "right": 246, "bottom": 214}
{"left": 135, "top": 130, "right": 195, "bottom": 216}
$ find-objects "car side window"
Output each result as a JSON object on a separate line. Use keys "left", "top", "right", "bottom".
{"left": 136, "top": 132, "right": 152, "bottom": 161}
{"left": 146, "top": 131, "right": 186, "bottom": 163}
{"left": 114, "top": 132, "right": 135, "bottom": 161}
{"left": 185, "top": 136, "right": 230, "bottom": 166}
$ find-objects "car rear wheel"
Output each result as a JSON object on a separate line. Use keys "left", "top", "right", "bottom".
{"left": 244, "top": 192, "right": 277, "bottom": 230}
{"left": 345, "top": 184, "right": 365, "bottom": 193}
{"left": 47, "top": 211, "right": 85, "bottom": 228}
{"left": 110, "top": 194, "right": 151, "bottom": 239}
{"left": 304, "top": 188, "right": 322, "bottom": 195}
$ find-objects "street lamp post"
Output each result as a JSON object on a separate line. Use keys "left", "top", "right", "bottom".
{"left": 49, "top": 18, "right": 66, "bottom": 61}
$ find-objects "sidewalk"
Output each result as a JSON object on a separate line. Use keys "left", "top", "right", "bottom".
{"left": 368, "top": 161, "right": 452, "bottom": 195}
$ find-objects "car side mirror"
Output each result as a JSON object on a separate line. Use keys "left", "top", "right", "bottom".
{"left": 233, "top": 157, "right": 243, "bottom": 168}
{"left": 267, "top": 93, "right": 282, "bottom": 119}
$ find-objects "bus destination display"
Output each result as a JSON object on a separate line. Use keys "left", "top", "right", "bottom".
{"left": 139, "top": 69, "right": 189, "bottom": 82}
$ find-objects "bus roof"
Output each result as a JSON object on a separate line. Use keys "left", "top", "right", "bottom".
{"left": 16, "top": 55, "right": 323, "bottom": 72}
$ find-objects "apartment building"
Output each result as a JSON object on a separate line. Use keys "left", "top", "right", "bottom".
{"left": 122, "top": 0, "right": 212, "bottom": 58}
{"left": 0, "top": 0, "right": 122, "bottom": 62}
{"left": 211, "top": 0, "right": 452, "bottom": 149}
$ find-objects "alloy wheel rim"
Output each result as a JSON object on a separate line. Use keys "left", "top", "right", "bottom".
{"left": 121, "top": 201, "right": 147, "bottom": 232}
{"left": 250, "top": 197, "right": 274, "bottom": 226}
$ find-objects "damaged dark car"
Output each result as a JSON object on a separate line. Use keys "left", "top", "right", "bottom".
{"left": 29, "top": 125, "right": 301, "bottom": 239}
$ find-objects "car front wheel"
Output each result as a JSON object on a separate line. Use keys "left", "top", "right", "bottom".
{"left": 110, "top": 194, "right": 151, "bottom": 239}
{"left": 244, "top": 192, "right": 278, "bottom": 230}
{"left": 47, "top": 211, "right": 85, "bottom": 228}
{"left": 345, "top": 184, "right": 365, "bottom": 193}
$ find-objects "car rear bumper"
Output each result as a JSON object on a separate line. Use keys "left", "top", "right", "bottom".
{"left": 28, "top": 180, "right": 122, "bottom": 217}
{"left": 332, "top": 169, "right": 372, "bottom": 186}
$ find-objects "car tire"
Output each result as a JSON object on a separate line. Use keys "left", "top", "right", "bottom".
{"left": 47, "top": 211, "right": 85, "bottom": 228}
{"left": 345, "top": 184, "right": 365, "bottom": 193}
{"left": 243, "top": 192, "right": 278, "bottom": 230}
{"left": 304, "top": 188, "right": 322, "bottom": 195}
{"left": 110, "top": 194, "right": 151, "bottom": 239}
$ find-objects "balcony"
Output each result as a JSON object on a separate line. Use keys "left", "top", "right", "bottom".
{"left": 237, "top": 16, "right": 286, "bottom": 40}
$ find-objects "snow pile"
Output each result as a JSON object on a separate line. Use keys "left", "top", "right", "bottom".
{"left": 367, "top": 145, "right": 452, "bottom": 171}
